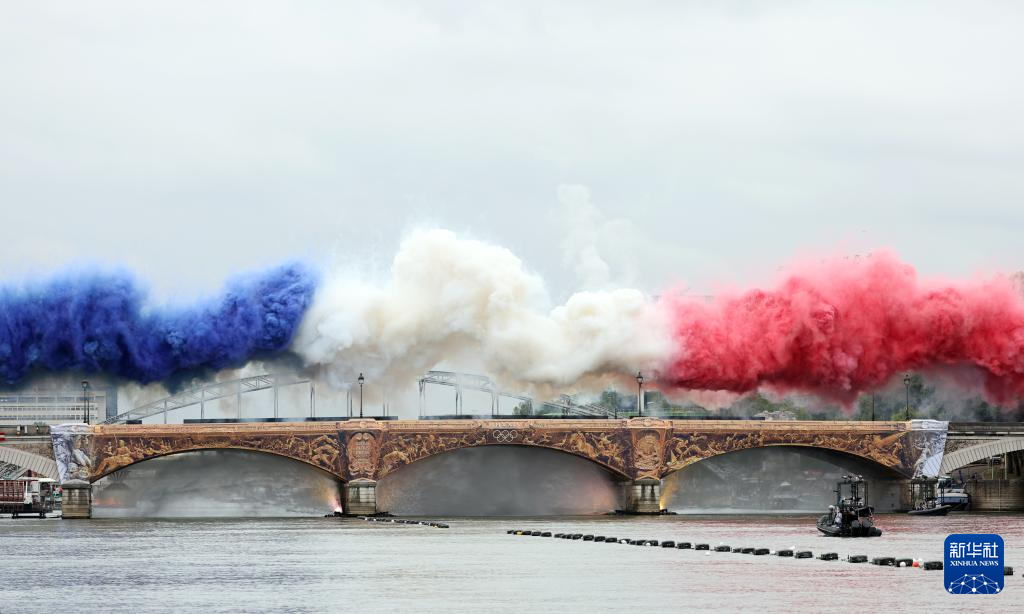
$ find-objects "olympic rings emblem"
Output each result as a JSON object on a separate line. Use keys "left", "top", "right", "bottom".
{"left": 493, "top": 429, "right": 519, "bottom": 443}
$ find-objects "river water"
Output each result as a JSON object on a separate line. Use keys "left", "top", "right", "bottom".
{"left": 1, "top": 513, "right": 1020, "bottom": 613}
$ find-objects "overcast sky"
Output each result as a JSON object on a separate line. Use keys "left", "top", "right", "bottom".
{"left": 2, "top": 1, "right": 1022, "bottom": 301}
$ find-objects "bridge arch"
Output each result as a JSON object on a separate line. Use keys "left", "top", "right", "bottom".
{"left": 659, "top": 427, "right": 918, "bottom": 480}
{"left": 377, "top": 440, "right": 632, "bottom": 481}
{"left": 87, "top": 429, "right": 345, "bottom": 483}
{"left": 0, "top": 447, "right": 59, "bottom": 479}
{"left": 90, "top": 445, "right": 344, "bottom": 484}
{"left": 940, "top": 438, "right": 1024, "bottom": 474}
{"left": 660, "top": 443, "right": 910, "bottom": 481}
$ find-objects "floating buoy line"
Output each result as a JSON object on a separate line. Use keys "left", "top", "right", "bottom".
{"left": 505, "top": 530, "right": 1015, "bottom": 577}
{"left": 357, "top": 516, "right": 450, "bottom": 528}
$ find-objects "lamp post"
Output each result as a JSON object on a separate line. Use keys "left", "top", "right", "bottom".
{"left": 903, "top": 373, "right": 911, "bottom": 421}
{"left": 81, "top": 380, "right": 90, "bottom": 425}
{"left": 635, "top": 371, "right": 644, "bottom": 418}
{"left": 358, "top": 373, "right": 365, "bottom": 419}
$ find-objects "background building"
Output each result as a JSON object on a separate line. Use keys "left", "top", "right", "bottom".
{"left": 0, "top": 385, "right": 117, "bottom": 426}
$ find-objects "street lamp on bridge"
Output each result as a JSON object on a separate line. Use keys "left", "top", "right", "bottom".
{"left": 635, "top": 371, "right": 645, "bottom": 418}
{"left": 81, "top": 380, "right": 90, "bottom": 425}
{"left": 903, "top": 373, "right": 912, "bottom": 421}
{"left": 358, "top": 373, "right": 365, "bottom": 419}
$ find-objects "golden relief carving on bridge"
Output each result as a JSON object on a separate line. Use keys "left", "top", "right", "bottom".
{"left": 83, "top": 419, "right": 934, "bottom": 483}
{"left": 632, "top": 430, "right": 664, "bottom": 478}
{"left": 661, "top": 428, "right": 915, "bottom": 476}
{"left": 374, "top": 425, "right": 632, "bottom": 478}
{"left": 88, "top": 431, "right": 345, "bottom": 481}
{"left": 345, "top": 432, "right": 378, "bottom": 478}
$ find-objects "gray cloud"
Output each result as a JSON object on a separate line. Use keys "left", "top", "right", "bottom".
{"left": 1, "top": 1, "right": 1022, "bottom": 300}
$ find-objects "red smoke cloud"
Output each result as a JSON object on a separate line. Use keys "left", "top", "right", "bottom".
{"left": 661, "top": 252, "right": 1024, "bottom": 405}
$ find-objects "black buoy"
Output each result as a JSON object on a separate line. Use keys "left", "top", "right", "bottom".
{"left": 740, "top": 548, "right": 755, "bottom": 554}
{"left": 894, "top": 558, "right": 913, "bottom": 567}
{"left": 1005, "top": 566, "right": 1014, "bottom": 576}
{"left": 818, "top": 552, "right": 838, "bottom": 561}
{"left": 776, "top": 550, "right": 794, "bottom": 557}
{"left": 531, "top": 531, "right": 542, "bottom": 536}
{"left": 923, "top": 561, "right": 943, "bottom": 570}
{"left": 571, "top": 534, "right": 583, "bottom": 540}
{"left": 540, "top": 531, "right": 551, "bottom": 537}
{"left": 645, "top": 540, "right": 659, "bottom": 547}
{"left": 695, "top": 543, "right": 710, "bottom": 551}
{"left": 871, "top": 557, "right": 895, "bottom": 566}
{"left": 583, "top": 535, "right": 594, "bottom": 541}
{"left": 714, "top": 545, "right": 731, "bottom": 552}
{"left": 595, "top": 536, "right": 606, "bottom": 542}
{"left": 753, "top": 548, "right": 769, "bottom": 556}
{"left": 661, "top": 541, "right": 676, "bottom": 548}
{"left": 603, "top": 536, "right": 615, "bottom": 542}
{"left": 553, "top": 533, "right": 564, "bottom": 538}
{"left": 848, "top": 555, "right": 868, "bottom": 563}
{"left": 795, "top": 551, "right": 813, "bottom": 559}
{"left": 677, "top": 542, "right": 692, "bottom": 549}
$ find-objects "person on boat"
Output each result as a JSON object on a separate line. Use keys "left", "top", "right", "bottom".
{"left": 830, "top": 505, "right": 841, "bottom": 525}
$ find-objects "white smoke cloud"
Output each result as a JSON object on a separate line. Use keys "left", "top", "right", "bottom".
{"left": 553, "top": 184, "right": 713, "bottom": 295}
{"left": 293, "top": 228, "right": 673, "bottom": 398}
{"left": 557, "top": 184, "right": 614, "bottom": 289}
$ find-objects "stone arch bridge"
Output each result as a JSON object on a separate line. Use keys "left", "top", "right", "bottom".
{"left": 51, "top": 418, "right": 947, "bottom": 518}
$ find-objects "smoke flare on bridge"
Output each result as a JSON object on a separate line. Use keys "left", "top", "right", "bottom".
{"left": 5, "top": 231, "right": 1024, "bottom": 409}
{"left": 662, "top": 251, "right": 1024, "bottom": 404}
{"left": 0, "top": 263, "right": 316, "bottom": 387}
{"left": 293, "top": 228, "right": 671, "bottom": 394}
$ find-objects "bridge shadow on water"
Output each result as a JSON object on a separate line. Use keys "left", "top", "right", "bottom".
{"left": 91, "top": 450, "right": 341, "bottom": 518}
{"left": 376, "top": 446, "right": 621, "bottom": 516}
{"left": 662, "top": 447, "right": 903, "bottom": 513}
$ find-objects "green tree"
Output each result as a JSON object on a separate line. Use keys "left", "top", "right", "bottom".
{"left": 512, "top": 400, "right": 532, "bottom": 416}
{"left": 599, "top": 389, "right": 622, "bottom": 413}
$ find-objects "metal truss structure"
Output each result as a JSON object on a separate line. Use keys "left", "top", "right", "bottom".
{"left": 417, "top": 370, "right": 615, "bottom": 418}
{"left": 104, "top": 371, "right": 617, "bottom": 424}
{"left": 102, "top": 374, "right": 313, "bottom": 424}
{"left": 0, "top": 446, "right": 59, "bottom": 479}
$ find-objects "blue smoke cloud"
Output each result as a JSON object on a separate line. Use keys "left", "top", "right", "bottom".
{"left": 0, "top": 263, "right": 318, "bottom": 386}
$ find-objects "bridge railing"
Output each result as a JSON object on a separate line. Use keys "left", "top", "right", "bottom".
{"left": 948, "top": 422, "right": 1024, "bottom": 435}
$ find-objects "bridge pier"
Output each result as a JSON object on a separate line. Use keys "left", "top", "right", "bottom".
{"left": 344, "top": 479, "right": 379, "bottom": 516}
{"left": 966, "top": 479, "right": 1024, "bottom": 511}
{"left": 622, "top": 478, "right": 663, "bottom": 514}
{"left": 61, "top": 481, "right": 92, "bottom": 519}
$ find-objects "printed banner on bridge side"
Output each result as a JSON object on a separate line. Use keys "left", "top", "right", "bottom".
{"left": 944, "top": 533, "right": 1004, "bottom": 594}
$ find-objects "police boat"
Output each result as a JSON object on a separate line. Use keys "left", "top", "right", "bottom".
{"left": 816, "top": 475, "right": 883, "bottom": 537}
